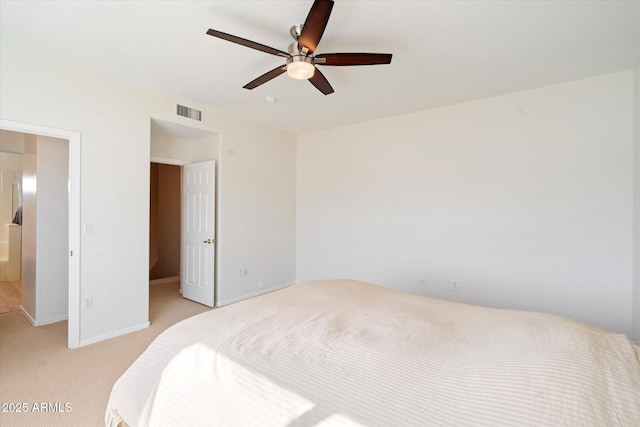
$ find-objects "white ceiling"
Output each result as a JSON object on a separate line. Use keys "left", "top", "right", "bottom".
{"left": 1, "top": 1, "right": 639, "bottom": 135}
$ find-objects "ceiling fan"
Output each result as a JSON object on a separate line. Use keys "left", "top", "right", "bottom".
{"left": 206, "top": 0, "right": 392, "bottom": 95}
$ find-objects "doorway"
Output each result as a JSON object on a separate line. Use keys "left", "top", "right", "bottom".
{"left": 0, "top": 119, "right": 80, "bottom": 349}
{"left": 149, "top": 162, "right": 181, "bottom": 283}
{"left": 0, "top": 149, "right": 22, "bottom": 313}
{"left": 149, "top": 118, "right": 220, "bottom": 308}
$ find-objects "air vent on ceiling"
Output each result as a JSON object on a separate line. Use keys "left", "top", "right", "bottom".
{"left": 176, "top": 104, "right": 202, "bottom": 121}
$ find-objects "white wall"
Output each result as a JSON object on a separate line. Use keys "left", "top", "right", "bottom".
{"left": 150, "top": 125, "right": 220, "bottom": 164}
{"left": 18, "top": 135, "right": 69, "bottom": 325}
{"left": 20, "top": 134, "right": 37, "bottom": 319}
{"left": 0, "top": 48, "right": 296, "bottom": 345}
{"left": 633, "top": 65, "right": 640, "bottom": 343}
{"left": 216, "top": 119, "right": 297, "bottom": 305}
{"left": 35, "top": 136, "right": 69, "bottom": 324}
{"left": 0, "top": 129, "right": 25, "bottom": 153}
{"left": 297, "top": 70, "right": 635, "bottom": 337}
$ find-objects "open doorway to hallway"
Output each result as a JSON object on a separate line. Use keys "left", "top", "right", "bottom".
{"left": 0, "top": 130, "right": 69, "bottom": 326}
{"left": 0, "top": 130, "right": 69, "bottom": 325}
{"left": 0, "top": 120, "right": 80, "bottom": 349}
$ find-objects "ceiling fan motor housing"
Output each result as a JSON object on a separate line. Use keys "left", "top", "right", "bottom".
{"left": 290, "top": 25, "right": 303, "bottom": 41}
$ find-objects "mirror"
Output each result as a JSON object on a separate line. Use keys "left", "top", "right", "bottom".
{"left": 12, "top": 181, "right": 21, "bottom": 224}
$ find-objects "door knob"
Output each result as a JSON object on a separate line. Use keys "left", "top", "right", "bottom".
{"left": 202, "top": 238, "right": 214, "bottom": 244}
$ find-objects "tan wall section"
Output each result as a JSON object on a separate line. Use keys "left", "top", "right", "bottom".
{"left": 149, "top": 163, "right": 181, "bottom": 280}
{"left": 149, "top": 163, "right": 159, "bottom": 272}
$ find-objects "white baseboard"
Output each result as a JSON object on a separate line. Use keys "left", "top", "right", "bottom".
{"left": 216, "top": 281, "right": 294, "bottom": 307}
{"left": 36, "top": 314, "right": 68, "bottom": 326}
{"left": 19, "top": 306, "right": 67, "bottom": 326}
{"left": 20, "top": 305, "right": 36, "bottom": 326}
{"left": 78, "top": 321, "right": 151, "bottom": 348}
{"left": 149, "top": 276, "right": 180, "bottom": 285}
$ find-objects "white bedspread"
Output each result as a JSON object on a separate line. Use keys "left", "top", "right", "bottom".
{"left": 106, "top": 280, "right": 640, "bottom": 426}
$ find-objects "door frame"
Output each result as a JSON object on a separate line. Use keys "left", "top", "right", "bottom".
{"left": 0, "top": 118, "right": 81, "bottom": 349}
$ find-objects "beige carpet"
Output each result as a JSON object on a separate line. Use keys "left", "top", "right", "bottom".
{"left": 0, "top": 281, "right": 212, "bottom": 426}
{"left": 0, "top": 281, "right": 21, "bottom": 314}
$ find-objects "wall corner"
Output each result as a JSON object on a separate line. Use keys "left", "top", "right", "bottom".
{"left": 632, "top": 65, "right": 640, "bottom": 343}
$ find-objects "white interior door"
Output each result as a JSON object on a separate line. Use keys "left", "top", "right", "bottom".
{"left": 181, "top": 160, "right": 216, "bottom": 306}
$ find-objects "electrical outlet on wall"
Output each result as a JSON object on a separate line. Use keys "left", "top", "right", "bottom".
{"left": 451, "top": 280, "right": 459, "bottom": 292}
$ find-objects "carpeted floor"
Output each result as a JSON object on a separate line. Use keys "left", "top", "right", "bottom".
{"left": 0, "top": 281, "right": 212, "bottom": 426}
{"left": 0, "top": 281, "right": 21, "bottom": 314}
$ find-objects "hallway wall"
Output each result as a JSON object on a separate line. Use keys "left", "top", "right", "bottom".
{"left": 149, "top": 163, "right": 181, "bottom": 280}
{"left": 21, "top": 134, "right": 68, "bottom": 325}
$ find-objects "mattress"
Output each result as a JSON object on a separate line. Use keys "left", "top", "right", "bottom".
{"left": 106, "top": 279, "right": 640, "bottom": 426}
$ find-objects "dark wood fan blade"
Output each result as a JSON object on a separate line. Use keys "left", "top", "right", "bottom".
{"left": 308, "top": 67, "right": 334, "bottom": 95}
{"left": 207, "top": 29, "right": 289, "bottom": 58}
{"left": 315, "top": 53, "right": 393, "bottom": 66}
{"left": 298, "top": 0, "right": 334, "bottom": 54}
{"left": 243, "top": 65, "right": 287, "bottom": 89}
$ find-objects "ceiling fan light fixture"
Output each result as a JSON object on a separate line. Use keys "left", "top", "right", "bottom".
{"left": 287, "top": 56, "right": 315, "bottom": 80}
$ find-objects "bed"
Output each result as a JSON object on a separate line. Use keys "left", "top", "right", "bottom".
{"left": 106, "top": 279, "right": 640, "bottom": 426}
